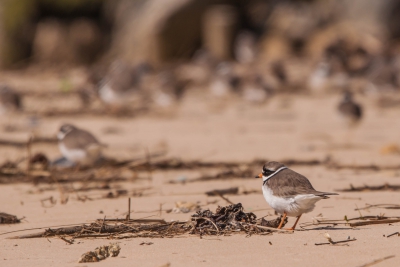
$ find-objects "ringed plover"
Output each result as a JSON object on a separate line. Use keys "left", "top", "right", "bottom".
{"left": 98, "top": 60, "right": 148, "bottom": 106}
{"left": 337, "top": 91, "right": 362, "bottom": 125}
{"left": 57, "top": 124, "right": 104, "bottom": 166}
{"left": 256, "top": 161, "right": 338, "bottom": 230}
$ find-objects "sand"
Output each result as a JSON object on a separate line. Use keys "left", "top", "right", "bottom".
{"left": 1, "top": 75, "right": 400, "bottom": 266}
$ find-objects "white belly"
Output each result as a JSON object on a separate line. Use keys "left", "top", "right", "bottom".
{"left": 59, "top": 143, "right": 87, "bottom": 162}
{"left": 262, "top": 185, "right": 323, "bottom": 217}
{"left": 99, "top": 84, "right": 125, "bottom": 104}
{"left": 59, "top": 143, "right": 102, "bottom": 166}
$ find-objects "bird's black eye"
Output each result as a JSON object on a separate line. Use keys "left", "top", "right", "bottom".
{"left": 262, "top": 166, "right": 269, "bottom": 176}
{"left": 262, "top": 168, "right": 274, "bottom": 176}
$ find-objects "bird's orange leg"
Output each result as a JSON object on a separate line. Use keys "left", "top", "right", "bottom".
{"left": 285, "top": 214, "right": 302, "bottom": 231}
{"left": 277, "top": 212, "right": 287, "bottom": 229}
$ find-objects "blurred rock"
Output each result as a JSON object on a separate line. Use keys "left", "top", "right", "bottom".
{"left": 69, "top": 19, "right": 104, "bottom": 64}
{"left": 33, "top": 20, "right": 72, "bottom": 65}
{"left": 0, "top": 0, "right": 106, "bottom": 68}
{"left": 32, "top": 18, "right": 104, "bottom": 65}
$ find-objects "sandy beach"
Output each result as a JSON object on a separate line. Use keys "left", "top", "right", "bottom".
{"left": 1, "top": 76, "right": 400, "bottom": 267}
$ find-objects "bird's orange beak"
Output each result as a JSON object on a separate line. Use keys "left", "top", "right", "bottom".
{"left": 255, "top": 173, "right": 262, "bottom": 178}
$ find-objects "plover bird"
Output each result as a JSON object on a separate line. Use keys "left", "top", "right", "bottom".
{"left": 0, "top": 85, "right": 22, "bottom": 115}
{"left": 308, "top": 61, "right": 330, "bottom": 93}
{"left": 98, "top": 61, "right": 149, "bottom": 106}
{"left": 241, "top": 75, "right": 271, "bottom": 104}
{"left": 337, "top": 90, "right": 362, "bottom": 126}
{"left": 234, "top": 30, "right": 257, "bottom": 64}
{"left": 209, "top": 62, "right": 240, "bottom": 97}
{"left": 151, "top": 70, "right": 186, "bottom": 108}
{"left": 256, "top": 161, "right": 338, "bottom": 230}
{"left": 57, "top": 124, "right": 103, "bottom": 166}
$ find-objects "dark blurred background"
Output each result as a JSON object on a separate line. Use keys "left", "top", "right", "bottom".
{"left": 2, "top": 0, "right": 400, "bottom": 108}
{"left": 0, "top": 0, "right": 399, "bottom": 66}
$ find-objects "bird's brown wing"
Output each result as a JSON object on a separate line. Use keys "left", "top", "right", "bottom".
{"left": 63, "top": 129, "right": 100, "bottom": 150}
{"left": 265, "top": 169, "right": 338, "bottom": 198}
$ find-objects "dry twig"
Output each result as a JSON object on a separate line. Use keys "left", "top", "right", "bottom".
{"left": 358, "top": 255, "right": 395, "bottom": 267}
{"left": 7, "top": 203, "right": 284, "bottom": 239}
{"left": 315, "top": 233, "right": 356, "bottom": 246}
{"left": 386, "top": 232, "right": 399, "bottom": 238}
{"left": 339, "top": 183, "right": 400, "bottom": 192}
{"left": 300, "top": 215, "right": 400, "bottom": 229}
{"left": 355, "top": 203, "right": 400, "bottom": 211}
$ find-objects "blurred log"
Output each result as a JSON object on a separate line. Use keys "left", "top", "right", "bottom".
{"left": 202, "top": 5, "right": 238, "bottom": 60}
{"left": 0, "top": 0, "right": 36, "bottom": 68}
{"left": 112, "top": 0, "right": 213, "bottom": 66}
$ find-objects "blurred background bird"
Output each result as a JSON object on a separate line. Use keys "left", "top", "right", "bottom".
{"left": 56, "top": 124, "right": 105, "bottom": 167}
{"left": 209, "top": 62, "right": 240, "bottom": 98}
{"left": 234, "top": 30, "right": 257, "bottom": 65}
{"left": 337, "top": 90, "right": 363, "bottom": 127}
{"left": 98, "top": 60, "right": 150, "bottom": 110}
{"left": 241, "top": 73, "right": 271, "bottom": 104}
{"left": 0, "top": 84, "right": 22, "bottom": 115}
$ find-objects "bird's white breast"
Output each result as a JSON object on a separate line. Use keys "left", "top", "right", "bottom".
{"left": 99, "top": 84, "right": 123, "bottom": 104}
{"left": 262, "top": 185, "right": 323, "bottom": 217}
{"left": 59, "top": 143, "right": 87, "bottom": 163}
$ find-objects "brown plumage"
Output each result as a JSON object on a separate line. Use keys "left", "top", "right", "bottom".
{"left": 97, "top": 60, "right": 149, "bottom": 107}
{"left": 57, "top": 124, "right": 103, "bottom": 165}
{"left": 265, "top": 169, "right": 335, "bottom": 198}
{"left": 102, "top": 61, "right": 139, "bottom": 94}
{"left": 59, "top": 124, "right": 100, "bottom": 150}
{"left": 262, "top": 161, "right": 337, "bottom": 198}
